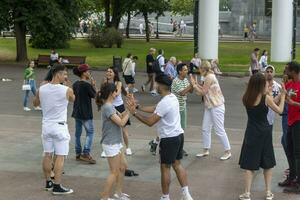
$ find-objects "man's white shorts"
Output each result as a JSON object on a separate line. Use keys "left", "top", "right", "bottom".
{"left": 102, "top": 143, "right": 123, "bottom": 157}
{"left": 42, "top": 122, "right": 70, "bottom": 156}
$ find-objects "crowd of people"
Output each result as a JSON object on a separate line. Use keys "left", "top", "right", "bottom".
{"left": 21, "top": 46, "right": 300, "bottom": 200}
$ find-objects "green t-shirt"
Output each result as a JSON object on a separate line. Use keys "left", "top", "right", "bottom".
{"left": 171, "top": 77, "right": 190, "bottom": 111}
{"left": 24, "top": 67, "right": 35, "bottom": 80}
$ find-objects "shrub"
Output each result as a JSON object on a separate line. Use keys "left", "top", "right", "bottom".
{"left": 89, "top": 27, "right": 123, "bottom": 48}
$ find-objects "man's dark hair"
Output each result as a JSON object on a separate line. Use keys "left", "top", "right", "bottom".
{"left": 254, "top": 48, "right": 260, "bottom": 52}
{"left": 158, "top": 49, "right": 164, "bottom": 55}
{"left": 176, "top": 63, "right": 187, "bottom": 74}
{"left": 126, "top": 53, "right": 132, "bottom": 58}
{"left": 287, "top": 61, "right": 300, "bottom": 74}
{"left": 155, "top": 74, "right": 172, "bottom": 90}
{"left": 52, "top": 63, "right": 66, "bottom": 76}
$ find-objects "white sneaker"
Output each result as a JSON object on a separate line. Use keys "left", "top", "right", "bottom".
{"left": 23, "top": 107, "right": 31, "bottom": 111}
{"left": 114, "top": 193, "right": 130, "bottom": 200}
{"left": 196, "top": 150, "right": 209, "bottom": 158}
{"left": 34, "top": 106, "right": 42, "bottom": 111}
{"left": 126, "top": 148, "right": 132, "bottom": 156}
{"left": 150, "top": 90, "right": 158, "bottom": 96}
{"left": 101, "top": 151, "right": 107, "bottom": 158}
{"left": 133, "top": 88, "right": 139, "bottom": 93}
{"left": 181, "top": 193, "right": 193, "bottom": 200}
{"left": 220, "top": 152, "right": 231, "bottom": 160}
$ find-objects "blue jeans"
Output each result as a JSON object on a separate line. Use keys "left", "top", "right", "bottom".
{"left": 23, "top": 79, "right": 37, "bottom": 107}
{"left": 75, "top": 119, "right": 94, "bottom": 155}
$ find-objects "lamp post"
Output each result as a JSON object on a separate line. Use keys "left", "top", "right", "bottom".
{"left": 156, "top": 15, "right": 159, "bottom": 39}
{"left": 292, "top": 0, "right": 297, "bottom": 60}
{"left": 194, "top": 0, "right": 199, "bottom": 54}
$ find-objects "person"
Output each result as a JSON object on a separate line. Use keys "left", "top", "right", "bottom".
{"left": 72, "top": 64, "right": 97, "bottom": 164}
{"left": 23, "top": 60, "right": 41, "bottom": 111}
{"left": 102, "top": 67, "right": 132, "bottom": 156}
{"left": 122, "top": 53, "right": 135, "bottom": 93}
{"left": 142, "top": 48, "right": 156, "bottom": 94}
{"left": 250, "top": 48, "right": 260, "bottom": 75}
{"left": 179, "top": 19, "right": 185, "bottom": 37}
{"left": 265, "top": 65, "right": 281, "bottom": 126}
{"left": 171, "top": 63, "right": 193, "bottom": 156}
{"left": 218, "top": 23, "right": 223, "bottom": 38}
{"left": 279, "top": 61, "right": 300, "bottom": 194}
{"left": 131, "top": 56, "right": 139, "bottom": 93}
{"left": 190, "top": 61, "right": 231, "bottom": 160}
{"left": 96, "top": 82, "right": 130, "bottom": 200}
{"left": 50, "top": 49, "right": 59, "bottom": 66}
{"left": 139, "top": 23, "right": 143, "bottom": 35}
{"left": 278, "top": 66, "right": 291, "bottom": 186}
{"left": 33, "top": 63, "right": 75, "bottom": 195}
{"left": 164, "top": 57, "right": 177, "bottom": 80}
{"left": 210, "top": 59, "right": 222, "bottom": 75}
{"left": 157, "top": 49, "right": 166, "bottom": 73}
{"left": 190, "top": 53, "right": 201, "bottom": 74}
{"left": 127, "top": 74, "right": 194, "bottom": 200}
{"left": 243, "top": 24, "right": 249, "bottom": 40}
{"left": 259, "top": 50, "right": 268, "bottom": 71}
{"left": 238, "top": 73, "right": 286, "bottom": 200}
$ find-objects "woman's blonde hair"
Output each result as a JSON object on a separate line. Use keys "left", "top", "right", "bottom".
{"left": 201, "top": 60, "right": 214, "bottom": 75}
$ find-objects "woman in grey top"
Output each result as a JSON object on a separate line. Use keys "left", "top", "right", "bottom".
{"left": 96, "top": 82, "right": 130, "bottom": 200}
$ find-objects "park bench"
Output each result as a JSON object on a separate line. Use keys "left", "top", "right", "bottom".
{"left": 36, "top": 54, "right": 86, "bottom": 67}
{"left": 2, "top": 31, "right": 15, "bottom": 37}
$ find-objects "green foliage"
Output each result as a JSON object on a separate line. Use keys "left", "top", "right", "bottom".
{"left": 170, "top": 0, "right": 194, "bottom": 16}
{"left": 88, "top": 27, "right": 123, "bottom": 48}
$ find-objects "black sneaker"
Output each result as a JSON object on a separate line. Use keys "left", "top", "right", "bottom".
{"left": 183, "top": 149, "right": 188, "bottom": 156}
{"left": 278, "top": 177, "right": 296, "bottom": 187}
{"left": 283, "top": 183, "right": 300, "bottom": 194}
{"left": 52, "top": 184, "right": 73, "bottom": 195}
{"left": 45, "top": 180, "right": 53, "bottom": 191}
{"left": 149, "top": 140, "right": 157, "bottom": 155}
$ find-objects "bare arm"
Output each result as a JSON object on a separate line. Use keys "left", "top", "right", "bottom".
{"left": 67, "top": 88, "right": 75, "bottom": 102}
{"left": 266, "top": 94, "right": 285, "bottom": 114}
{"left": 138, "top": 105, "right": 156, "bottom": 113}
{"left": 133, "top": 112, "right": 161, "bottom": 127}
{"left": 179, "top": 84, "right": 193, "bottom": 96}
{"left": 110, "top": 111, "right": 130, "bottom": 127}
{"left": 115, "top": 81, "right": 122, "bottom": 96}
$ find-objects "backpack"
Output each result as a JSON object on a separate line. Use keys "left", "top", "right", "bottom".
{"left": 152, "top": 55, "right": 163, "bottom": 74}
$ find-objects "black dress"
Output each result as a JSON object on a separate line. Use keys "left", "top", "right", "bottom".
{"left": 239, "top": 95, "right": 276, "bottom": 170}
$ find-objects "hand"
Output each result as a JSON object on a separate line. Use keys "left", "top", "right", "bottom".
{"left": 126, "top": 98, "right": 136, "bottom": 114}
{"left": 281, "top": 82, "right": 287, "bottom": 95}
{"left": 64, "top": 79, "right": 72, "bottom": 88}
{"left": 189, "top": 74, "right": 196, "bottom": 86}
{"left": 91, "top": 79, "right": 96, "bottom": 87}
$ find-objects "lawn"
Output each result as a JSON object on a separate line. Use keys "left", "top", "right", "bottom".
{"left": 0, "top": 38, "right": 296, "bottom": 74}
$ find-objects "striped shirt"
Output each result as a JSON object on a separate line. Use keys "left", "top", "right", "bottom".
{"left": 171, "top": 77, "right": 190, "bottom": 111}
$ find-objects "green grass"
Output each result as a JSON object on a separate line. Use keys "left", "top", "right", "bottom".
{"left": 0, "top": 38, "right": 297, "bottom": 74}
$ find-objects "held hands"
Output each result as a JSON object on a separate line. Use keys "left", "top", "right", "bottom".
{"left": 126, "top": 95, "right": 137, "bottom": 115}
{"left": 189, "top": 74, "right": 197, "bottom": 87}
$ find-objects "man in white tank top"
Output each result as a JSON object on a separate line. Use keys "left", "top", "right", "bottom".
{"left": 34, "top": 64, "right": 75, "bottom": 195}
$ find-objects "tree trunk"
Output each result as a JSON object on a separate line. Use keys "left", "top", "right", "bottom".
{"left": 15, "top": 21, "right": 28, "bottom": 62}
{"left": 143, "top": 12, "right": 150, "bottom": 42}
{"left": 111, "top": 0, "right": 121, "bottom": 29}
{"left": 126, "top": 11, "right": 131, "bottom": 38}
{"left": 104, "top": 0, "right": 111, "bottom": 27}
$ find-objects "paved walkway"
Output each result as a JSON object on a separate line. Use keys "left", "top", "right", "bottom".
{"left": 0, "top": 64, "right": 298, "bottom": 200}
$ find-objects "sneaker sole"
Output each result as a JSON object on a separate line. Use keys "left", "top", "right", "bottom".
{"left": 45, "top": 188, "right": 53, "bottom": 191}
{"left": 52, "top": 190, "right": 74, "bottom": 195}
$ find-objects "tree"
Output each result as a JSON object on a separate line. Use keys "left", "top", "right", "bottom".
{"left": 0, "top": 0, "right": 95, "bottom": 62}
{"left": 170, "top": 0, "right": 194, "bottom": 16}
{"left": 135, "top": 0, "right": 169, "bottom": 42}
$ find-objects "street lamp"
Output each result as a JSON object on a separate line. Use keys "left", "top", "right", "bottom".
{"left": 292, "top": 0, "right": 297, "bottom": 60}
{"left": 194, "top": 0, "right": 199, "bottom": 54}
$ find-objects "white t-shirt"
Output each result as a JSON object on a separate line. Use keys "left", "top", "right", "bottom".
{"left": 157, "top": 55, "right": 165, "bottom": 72}
{"left": 39, "top": 83, "right": 69, "bottom": 123}
{"left": 267, "top": 80, "right": 281, "bottom": 125}
{"left": 154, "top": 93, "right": 184, "bottom": 138}
{"left": 50, "top": 53, "right": 59, "bottom": 61}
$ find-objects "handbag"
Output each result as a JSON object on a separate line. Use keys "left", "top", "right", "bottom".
{"left": 22, "top": 84, "right": 31, "bottom": 91}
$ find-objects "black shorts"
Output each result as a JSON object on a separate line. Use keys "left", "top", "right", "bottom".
{"left": 115, "top": 104, "right": 131, "bottom": 126}
{"left": 147, "top": 66, "right": 154, "bottom": 74}
{"left": 159, "top": 134, "right": 184, "bottom": 164}
{"left": 123, "top": 75, "right": 135, "bottom": 84}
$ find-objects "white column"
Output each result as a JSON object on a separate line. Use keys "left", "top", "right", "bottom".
{"left": 198, "top": 0, "right": 219, "bottom": 59}
{"left": 271, "top": 0, "right": 293, "bottom": 62}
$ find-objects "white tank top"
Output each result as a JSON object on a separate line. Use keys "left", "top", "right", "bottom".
{"left": 39, "top": 83, "right": 69, "bottom": 123}
{"left": 113, "top": 93, "right": 123, "bottom": 107}
{"left": 112, "top": 82, "right": 124, "bottom": 107}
